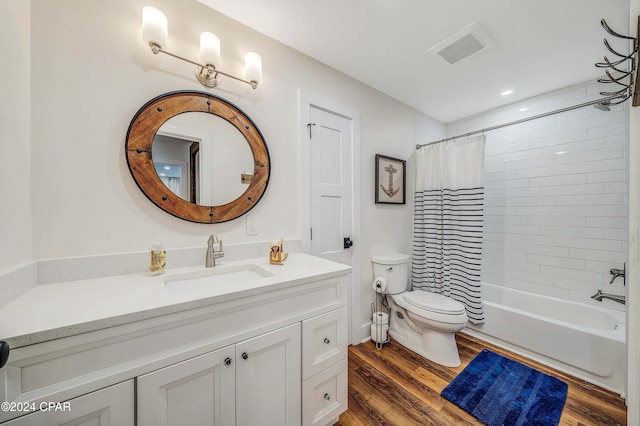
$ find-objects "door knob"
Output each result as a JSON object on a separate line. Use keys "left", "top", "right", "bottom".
{"left": 343, "top": 237, "right": 353, "bottom": 249}
{"left": 0, "top": 341, "right": 9, "bottom": 369}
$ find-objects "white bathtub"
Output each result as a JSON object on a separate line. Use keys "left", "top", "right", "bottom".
{"left": 463, "top": 282, "right": 626, "bottom": 395}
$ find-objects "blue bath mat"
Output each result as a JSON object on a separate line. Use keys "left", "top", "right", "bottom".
{"left": 441, "top": 349, "right": 568, "bottom": 426}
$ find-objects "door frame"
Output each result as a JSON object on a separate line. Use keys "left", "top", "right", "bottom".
{"left": 299, "top": 90, "right": 361, "bottom": 346}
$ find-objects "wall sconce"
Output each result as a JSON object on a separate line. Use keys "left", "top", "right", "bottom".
{"left": 142, "top": 6, "right": 262, "bottom": 90}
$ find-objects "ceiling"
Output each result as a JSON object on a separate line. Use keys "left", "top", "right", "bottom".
{"left": 197, "top": 0, "right": 631, "bottom": 123}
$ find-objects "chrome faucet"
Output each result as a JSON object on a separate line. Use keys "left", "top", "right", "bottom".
{"left": 591, "top": 290, "right": 625, "bottom": 305}
{"left": 609, "top": 267, "right": 625, "bottom": 285}
{"left": 205, "top": 235, "right": 224, "bottom": 267}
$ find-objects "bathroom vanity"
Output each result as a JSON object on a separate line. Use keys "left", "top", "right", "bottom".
{"left": 0, "top": 253, "right": 350, "bottom": 426}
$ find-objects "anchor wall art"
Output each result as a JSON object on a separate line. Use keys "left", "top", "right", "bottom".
{"left": 375, "top": 154, "right": 406, "bottom": 205}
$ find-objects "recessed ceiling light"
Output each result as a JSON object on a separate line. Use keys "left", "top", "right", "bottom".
{"left": 501, "top": 90, "right": 513, "bottom": 96}
{"left": 519, "top": 107, "right": 528, "bottom": 112}
{"left": 164, "top": 166, "right": 171, "bottom": 170}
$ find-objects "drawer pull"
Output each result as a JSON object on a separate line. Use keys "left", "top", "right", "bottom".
{"left": 323, "top": 338, "right": 330, "bottom": 344}
{"left": 223, "top": 357, "right": 232, "bottom": 367}
{"left": 241, "top": 352, "right": 249, "bottom": 360}
{"left": 324, "top": 393, "right": 331, "bottom": 401}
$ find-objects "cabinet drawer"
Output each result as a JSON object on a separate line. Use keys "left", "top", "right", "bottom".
{"left": 302, "top": 359, "right": 347, "bottom": 426}
{"left": 301, "top": 307, "right": 348, "bottom": 380}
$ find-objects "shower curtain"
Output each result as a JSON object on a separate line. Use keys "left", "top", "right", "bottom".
{"left": 412, "top": 135, "right": 486, "bottom": 324}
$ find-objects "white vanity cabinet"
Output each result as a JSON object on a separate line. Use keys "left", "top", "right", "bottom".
{"left": 0, "top": 266, "right": 350, "bottom": 426}
{"left": 3, "top": 380, "right": 134, "bottom": 426}
{"left": 137, "top": 324, "right": 301, "bottom": 426}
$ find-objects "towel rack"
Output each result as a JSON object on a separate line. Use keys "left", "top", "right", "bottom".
{"left": 595, "top": 18, "right": 639, "bottom": 106}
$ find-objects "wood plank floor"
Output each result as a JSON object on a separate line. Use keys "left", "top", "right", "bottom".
{"left": 336, "top": 333, "right": 627, "bottom": 426}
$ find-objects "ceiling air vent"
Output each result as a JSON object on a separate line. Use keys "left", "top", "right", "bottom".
{"left": 429, "top": 22, "right": 493, "bottom": 65}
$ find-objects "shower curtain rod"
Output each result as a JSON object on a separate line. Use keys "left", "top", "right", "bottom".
{"left": 415, "top": 94, "right": 623, "bottom": 150}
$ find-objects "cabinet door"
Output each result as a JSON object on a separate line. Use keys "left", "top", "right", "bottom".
{"left": 3, "top": 380, "right": 134, "bottom": 426}
{"left": 236, "top": 323, "right": 301, "bottom": 426}
{"left": 137, "top": 345, "right": 235, "bottom": 426}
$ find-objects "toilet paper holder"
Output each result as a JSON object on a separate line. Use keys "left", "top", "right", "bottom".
{"left": 371, "top": 303, "right": 390, "bottom": 348}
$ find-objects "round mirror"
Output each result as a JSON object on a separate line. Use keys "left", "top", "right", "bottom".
{"left": 126, "top": 91, "right": 270, "bottom": 223}
{"left": 152, "top": 113, "right": 254, "bottom": 206}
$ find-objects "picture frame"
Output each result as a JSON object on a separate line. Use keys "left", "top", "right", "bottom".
{"left": 375, "top": 154, "right": 406, "bottom": 204}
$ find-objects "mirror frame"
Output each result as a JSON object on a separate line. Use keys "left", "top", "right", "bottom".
{"left": 126, "top": 91, "right": 270, "bottom": 223}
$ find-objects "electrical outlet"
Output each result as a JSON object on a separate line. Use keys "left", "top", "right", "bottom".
{"left": 246, "top": 216, "right": 258, "bottom": 235}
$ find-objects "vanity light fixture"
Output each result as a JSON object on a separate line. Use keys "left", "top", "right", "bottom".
{"left": 141, "top": 6, "right": 262, "bottom": 90}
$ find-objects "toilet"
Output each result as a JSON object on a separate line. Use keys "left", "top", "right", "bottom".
{"left": 372, "top": 253, "right": 468, "bottom": 367}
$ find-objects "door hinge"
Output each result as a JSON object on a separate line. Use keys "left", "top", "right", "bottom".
{"left": 307, "top": 123, "right": 316, "bottom": 139}
{"left": 310, "top": 228, "right": 313, "bottom": 240}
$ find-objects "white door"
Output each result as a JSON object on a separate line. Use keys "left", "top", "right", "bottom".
{"left": 235, "top": 324, "right": 301, "bottom": 426}
{"left": 309, "top": 107, "right": 353, "bottom": 265}
{"left": 137, "top": 346, "right": 236, "bottom": 426}
{"left": 4, "top": 380, "right": 134, "bottom": 426}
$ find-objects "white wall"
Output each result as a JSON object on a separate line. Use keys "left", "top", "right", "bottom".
{"left": 0, "top": 1, "right": 32, "bottom": 271}
{"left": 21, "top": 0, "right": 439, "bottom": 344}
{"left": 27, "top": 0, "right": 421, "bottom": 262}
{"left": 448, "top": 81, "right": 628, "bottom": 308}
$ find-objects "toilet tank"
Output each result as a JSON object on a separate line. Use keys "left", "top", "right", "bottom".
{"left": 371, "top": 253, "right": 410, "bottom": 294}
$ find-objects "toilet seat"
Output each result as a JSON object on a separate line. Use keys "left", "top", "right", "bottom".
{"left": 403, "top": 291, "right": 466, "bottom": 315}
{"left": 392, "top": 291, "right": 468, "bottom": 328}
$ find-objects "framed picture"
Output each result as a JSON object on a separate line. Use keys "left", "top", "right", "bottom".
{"left": 375, "top": 154, "right": 406, "bottom": 204}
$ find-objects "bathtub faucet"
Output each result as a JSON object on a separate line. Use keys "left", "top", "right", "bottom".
{"left": 609, "top": 267, "right": 625, "bottom": 285}
{"left": 591, "top": 290, "right": 625, "bottom": 305}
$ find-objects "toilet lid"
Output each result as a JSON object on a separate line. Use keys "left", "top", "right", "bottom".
{"left": 403, "top": 291, "right": 466, "bottom": 315}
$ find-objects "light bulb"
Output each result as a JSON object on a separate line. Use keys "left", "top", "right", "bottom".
{"left": 245, "top": 52, "right": 262, "bottom": 85}
{"left": 200, "top": 32, "right": 221, "bottom": 68}
{"left": 142, "top": 6, "right": 168, "bottom": 50}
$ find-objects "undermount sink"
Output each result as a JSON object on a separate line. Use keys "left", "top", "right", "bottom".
{"left": 164, "top": 264, "right": 273, "bottom": 294}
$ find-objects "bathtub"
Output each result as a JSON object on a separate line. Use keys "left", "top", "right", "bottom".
{"left": 463, "top": 282, "right": 626, "bottom": 395}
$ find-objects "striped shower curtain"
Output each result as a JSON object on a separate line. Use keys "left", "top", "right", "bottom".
{"left": 412, "top": 135, "right": 486, "bottom": 324}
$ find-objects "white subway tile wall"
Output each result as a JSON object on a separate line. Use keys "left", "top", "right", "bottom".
{"left": 446, "top": 80, "right": 627, "bottom": 308}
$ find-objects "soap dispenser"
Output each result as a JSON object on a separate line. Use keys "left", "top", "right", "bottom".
{"left": 149, "top": 242, "right": 166, "bottom": 275}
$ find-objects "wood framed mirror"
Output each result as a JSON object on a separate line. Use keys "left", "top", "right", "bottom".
{"left": 126, "top": 91, "right": 270, "bottom": 223}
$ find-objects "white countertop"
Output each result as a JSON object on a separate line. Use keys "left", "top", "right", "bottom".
{"left": 0, "top": 253, "right": 351, "bottom": 348}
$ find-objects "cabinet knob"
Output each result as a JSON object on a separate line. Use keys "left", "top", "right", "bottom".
{"left": 324, "top": 393, "right": 331, "bottom": 401}
{"left": 241, "top": 352, "right": 249, "bottom": 360}
{"left": 223, "top": 357, "right": 232, "bottom": 367}
{"left": 323, "top": 338, "right": 330, "bottom": 344}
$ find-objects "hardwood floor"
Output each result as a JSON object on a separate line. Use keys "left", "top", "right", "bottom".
{"left": 336, "top": 333, "right": 627, "bottom": 426}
